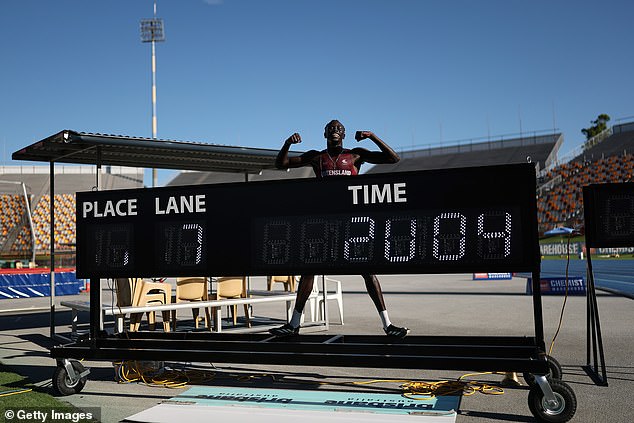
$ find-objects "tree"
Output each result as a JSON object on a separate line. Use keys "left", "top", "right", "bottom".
{"left": 581, "top": 114, "right": 610, "bottom": 140}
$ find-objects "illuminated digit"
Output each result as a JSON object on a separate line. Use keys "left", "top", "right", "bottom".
{"left": 417, "top": 216, "right": 430, "bottom": 260}
{"left": 344, "top": 216, "right": 375, "bottom": 262}
{"left": 163, "top": 225, "right": 176, "bottom": 265}
{"left": 477, "top": 212, "right": 512, "bottom": 259}
{"left": 92, "top": 226, "right": 131, "bottom": 268}
{"left": 300, "top": 219, "right": 339, "bottom": 264}
{"left": 94, "top": 229, "right": 104, "bottom": 267}
{"left": 179, "top": 223, "right": 204, "bottom": 265}
{"left": 262, "top": 220, "right": 291, "bottom": 264}
{"left": 432, "top": 213, "right": 466, "bottom": 261}
{"left": 108, "top": 228, "right": 130, "bottom": 267}
{"left": 605, "top": 195, "right": 634, "bottom": 236}
{"left": 384, "top": 217, "right": 416, "bottom": 262}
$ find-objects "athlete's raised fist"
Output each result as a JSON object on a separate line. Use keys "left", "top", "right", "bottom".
{"left": 355, "top": 131, "right": 373, "bottom": 141}
{"left": 286, "top": 133, "right": 302, "bottom": 145}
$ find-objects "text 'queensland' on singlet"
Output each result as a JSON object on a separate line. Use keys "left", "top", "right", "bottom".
{"left": 312, "top": 149, "right": 359, "bottom": 179}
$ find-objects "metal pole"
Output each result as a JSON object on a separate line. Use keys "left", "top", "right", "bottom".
{"left": 532, "top": 269, "right": 545, "bottom": 352}
{"left": 151, "top": 35, "right": 158, "bottom": 188}
{"left": 322, "top": 275, "right": 329, "bottom": 331}
{"left": 150, "top": 0, "right": 159, "bottom": 188}
{"left": 49, "top": 161, "right": 56, "bottom": 338}
{"left": 21, "top": 182, "right": 36, "bottom": 264}
{"left": 96, "top": 148, "right": 104, "bottom": 332}
{"left": 140, "top": 2, "right": 164, "bottom": 189}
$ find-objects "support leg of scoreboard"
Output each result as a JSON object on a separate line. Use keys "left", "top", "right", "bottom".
{"left": 584, "top": 253, "right": 608, "bottom": 386}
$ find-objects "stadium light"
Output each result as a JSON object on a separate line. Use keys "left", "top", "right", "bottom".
{"left": 140, "top": 0, "right": 165, "bottom": 188}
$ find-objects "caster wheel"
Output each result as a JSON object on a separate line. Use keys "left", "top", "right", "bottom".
{"left": 52, "top": 360, "right": 88, "bottom": 396}
{"left": 524, "top": 355, "right": 563, "bottom": 386}
{"left": 528, "top": 379, "right": 577, "bottom": 423}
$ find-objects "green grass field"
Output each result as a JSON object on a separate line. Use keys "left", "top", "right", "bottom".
{"left": 0, "top": 364, "right": 98, "bottom": 422}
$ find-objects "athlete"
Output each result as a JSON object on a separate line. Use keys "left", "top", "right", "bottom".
{"left": 269, "top": 119, "right": 410, "bottom": 338}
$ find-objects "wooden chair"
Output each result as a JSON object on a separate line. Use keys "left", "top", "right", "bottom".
{"left": 115, "top": 278, "right": 171, "bottom": 332}
{"left": 171, "top": 277, "right": 211, "bottom": 330}
{"left": 267, "top": 275, "right": 296, "bottom": 292}
{"left": 212, "top": 276, "right": 251, "bottom": 330}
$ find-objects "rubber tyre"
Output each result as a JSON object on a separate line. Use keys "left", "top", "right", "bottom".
{"left": 528, "top": 379, "right": 577, "bottom": 423}
{"left": 52, "top": 360, "right": 87, "bottom": 396}
{"left": 524, "top": 355, "right": 563, "bottom": 386}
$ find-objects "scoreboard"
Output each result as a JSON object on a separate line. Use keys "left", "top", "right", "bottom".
{"left": 584, "top": 182, "right": 634, "bottom": 248}
{"left": 75, "top": 163, "right": 540, "bottom": 278}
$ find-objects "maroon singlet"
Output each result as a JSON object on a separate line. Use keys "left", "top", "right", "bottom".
{"left": 312, "top": 149, "right": 358, "bottom": 179}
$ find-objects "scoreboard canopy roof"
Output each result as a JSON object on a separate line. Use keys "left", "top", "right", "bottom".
{"left": 12, "top": 130, "right": 304, "bottom": 173}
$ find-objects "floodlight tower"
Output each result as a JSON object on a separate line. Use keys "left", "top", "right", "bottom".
{"left": 140, "top": 0, "right": 165, "bottom": 188}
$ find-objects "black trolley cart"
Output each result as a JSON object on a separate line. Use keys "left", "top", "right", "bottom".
{"left": 14, "top": 132, "right": 577, "bottom": 422}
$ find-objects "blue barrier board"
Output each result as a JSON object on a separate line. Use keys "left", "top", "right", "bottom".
{"left": 526, "top": 276, "right": 586, "bottom": 295}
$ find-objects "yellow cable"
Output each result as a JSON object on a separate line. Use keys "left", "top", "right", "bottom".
{"left": 111, "top": 362, "right": 508, "bottom": 401}
{"left": 548, "top": 233, "right": 571, "bottom": 356}
{"left": 0, "top": 388, "right": 32, "bottom": 398}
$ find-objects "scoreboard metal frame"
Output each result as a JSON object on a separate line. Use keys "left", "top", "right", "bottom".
{"left": 580, "top": 182, "right": 632, "bottom": 386}
{"left": 52, "top": 163, "right": 552, "bottom": 380}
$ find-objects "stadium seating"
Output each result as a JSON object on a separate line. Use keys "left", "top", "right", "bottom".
{"left": 537, "top": 153, "right": 634, "bottom": 233}
{"left": 0, "top": 195, "right": 26, "bottom": 251}
{"left": 1, "top": 127, "right": 632, "bottom": 258}
{"left": 9, "top": 193, "right": 77, "bottom": 254}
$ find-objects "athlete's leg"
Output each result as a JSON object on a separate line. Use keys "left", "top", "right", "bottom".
{"left": 362, "top": 274, "right": 409, "bottom": 338}
{"left": 269, "top": 275, "right": 314, "bottom": 337}
{"left": 293, "top": 275, "right": 315, "bottom": 313}
{"left": 362, "top": 274, "right": 386, "bottom": 312}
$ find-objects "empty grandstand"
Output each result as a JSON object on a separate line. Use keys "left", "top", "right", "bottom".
{"left": 365, "top": 131, "right": 562, "bottom": 174}
{"left": 360, "top": 124, "right": 634, "bottom": 235}
{"left": 167, "top": 167, "right": 313, "bottom": 186}
{"left": 536, "top": 121, "right": 634, "bottom": 233}
{"left": 572, "top": 122, "right": 634, "bottom": 163}
{"left": 0, "top": 165, "right": 142, "bottom": 266}
{"left": 2, "top": 121, "right": 633, "bottom": 267}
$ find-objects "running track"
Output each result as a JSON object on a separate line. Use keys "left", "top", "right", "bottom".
{"left": 520, "top": 259, "right": 634, "bottom": 297}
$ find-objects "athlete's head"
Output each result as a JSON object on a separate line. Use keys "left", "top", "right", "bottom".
{"left": 324, "top": 120, "right": 345, "bottom": 151}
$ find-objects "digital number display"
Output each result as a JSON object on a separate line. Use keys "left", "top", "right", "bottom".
{"left": 584, "top": 183, "right": 634, "bottom": 247}
{"left": 156, "top": 221, "right": 207, "bottom": 271}
{"left": 76, "top": 164, "right": 539, "bottom": 278}
{"left": 252, "top": 209, "right": 520, "bottom": 272}
{"left": 85, "top": 223, "right": 134, "bottom": 273}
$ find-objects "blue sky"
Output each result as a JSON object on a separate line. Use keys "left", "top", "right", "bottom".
{"left": 1, "top": 0, "right": 632, "bottom": 185}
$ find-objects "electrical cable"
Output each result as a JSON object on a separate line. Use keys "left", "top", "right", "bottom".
{"left": 548, "top": 232, "right": 572, "bottom": 356}
{"left": 111, "top": 361, "right": 509, "bottom": 400}
{"left": 0, "top": 388, "right": 32, "bottom": 397}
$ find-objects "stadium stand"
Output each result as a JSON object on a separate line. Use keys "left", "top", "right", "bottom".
{"left": 0, "top": 194, "right": 26, "bottom": 252}
{"left": 536, "top": 122, "right": 634, "bottom": 233}
{"left": 365, "top": 132, "right": 561, "bottom": 174}
{"left": 3, "top": 123, "right": 633, "bottom": 261}
{"left": 11, "top": 194, "right": 77, "bottom": 253}
{"left": 0, "top": 166, "right": 143, "bottom": 260}
{"left": 166, "top": 167, "right": 314, "bottom": 186}
{"left": 571, "top": 122, "right": 634, "bottom": 163}
{"left": 363, "top": 125, "right": 634, "bottom": 236}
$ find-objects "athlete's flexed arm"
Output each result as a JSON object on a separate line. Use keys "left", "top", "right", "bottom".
{"left": 275, "top": 132, "right": 319, "bottom": 169}
{"left": 352, "top": 131, "right": 400, "bottom": 165}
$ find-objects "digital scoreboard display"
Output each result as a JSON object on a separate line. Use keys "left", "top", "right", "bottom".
{"left": 76, "top": 164, "right": 540, "bottom": 278}
{"left": 583, "top": 182, "right": 634, "bottom": 248}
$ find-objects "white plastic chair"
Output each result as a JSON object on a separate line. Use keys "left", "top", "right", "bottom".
{"left": 308, "top": 276, "right": 344, "bottom": 325}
